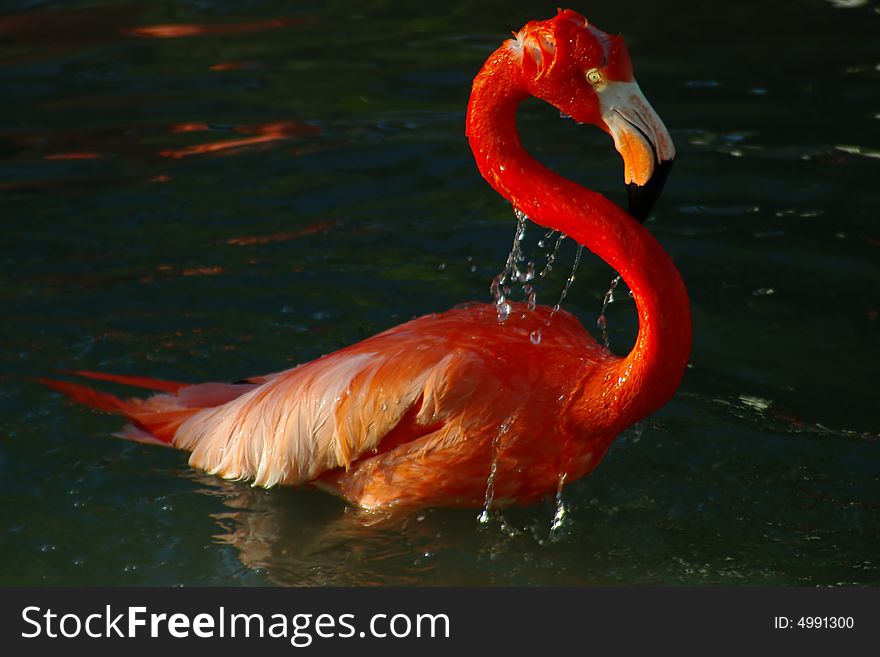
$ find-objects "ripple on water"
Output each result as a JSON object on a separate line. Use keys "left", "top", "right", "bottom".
{"left": 679, "top": 204, "right": 761, "bottom": 216}
{"left": 835, "top": 144, "right": 880, "bottom": 160}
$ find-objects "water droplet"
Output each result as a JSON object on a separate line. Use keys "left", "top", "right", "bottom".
{"left": 523, "top": 284, "right": 537, "bottom": 312}
{"left": 630, "top": 422, "right": 644, "bottom": 443}
{"left": 517, "top": 261, "right": 535, "bottom": 283}
{"left": 539, "top": 233, "right": 566, "bottom": 279}
{"left": 530, "top": 328, "right": 542, "bottom": 345}
{"left": 490, "top": 275, "right": 502, "bottom": 299}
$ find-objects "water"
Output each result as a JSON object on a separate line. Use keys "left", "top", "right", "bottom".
{"left": 598, "top": 275, "right": 621, "bottom": 348}
{"left": 477, "top": 416, "right": 513, "bottom": 525}
{"left": 489, "top": 208, "right": 530, "bottom": 321}
{"left": 537, "top": 230, "right": 565, "bottom": 276}
{"left": 2, "top": 0, "right": 879, "bottom": 586}
{"left": 553, "top": 244, "right": 583, "bottom": 313}
{"left": 549, "top": 474, "right": 568, "bottom": 536}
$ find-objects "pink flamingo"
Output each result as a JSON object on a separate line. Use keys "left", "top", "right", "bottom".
{"left": 44, "top": 9, "right": 691, "bottom": 513}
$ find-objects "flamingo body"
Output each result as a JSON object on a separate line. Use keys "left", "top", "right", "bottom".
{"left": 44, "top": 9, "right": 691, "bottom": 512}
{"left": 48, "top": 304, "right": 618, "bottom": 510}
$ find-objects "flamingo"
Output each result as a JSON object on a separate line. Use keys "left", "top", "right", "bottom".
{"left": 43, "top": 9, "right": 691, "bottom": 513}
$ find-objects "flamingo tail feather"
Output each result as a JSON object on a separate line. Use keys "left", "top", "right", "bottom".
{"left": 38, "top": 373, "right": 252, "bottom": 445}
{"left": 55, "top": 369, "right": 185, "bottom": 394}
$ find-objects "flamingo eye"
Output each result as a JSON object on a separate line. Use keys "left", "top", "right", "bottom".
{"left": 586, "top": 68, "right": 604, "bottom": 85}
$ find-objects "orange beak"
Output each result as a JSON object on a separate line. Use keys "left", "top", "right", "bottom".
{"left": 599, "top": 80, "right": 675, "bottom": 222}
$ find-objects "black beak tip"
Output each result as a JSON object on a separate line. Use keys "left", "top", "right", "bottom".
{"left": 626, "top": 157, "right": 674, "bottom": 224}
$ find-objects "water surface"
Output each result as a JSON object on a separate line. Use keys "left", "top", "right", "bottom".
{"left": 1, "top": 0, "right": 878, "bottom": 585}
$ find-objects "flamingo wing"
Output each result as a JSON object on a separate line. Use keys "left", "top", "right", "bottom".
{"left": 173, "top": 327, "right": 483, "bottom": 488}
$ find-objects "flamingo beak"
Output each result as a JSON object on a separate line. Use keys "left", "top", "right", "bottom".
{"left": 599, "top": 81, "right": 676, "bottom": 223}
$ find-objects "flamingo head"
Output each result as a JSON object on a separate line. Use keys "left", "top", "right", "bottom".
{"left": 507, "top": 9, "right": 675, "bottom": 221}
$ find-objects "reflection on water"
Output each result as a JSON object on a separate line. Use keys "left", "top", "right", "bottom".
{"left": 0, "top": 6, "right": 303, "bottom": 56}
{"left": 159, "top": 121, "right": 319, "bottom": 159}
{"left": 3, "top": 120, "right": 318, "bottom": 168}
{"left": 199, "top": 474, "right": 596, "bottom": 586}
{"left": 2, "top": 0, "right": 879, "bottom": 586}
{"left": 123, "top": 19, "right": 300, "bottom": 40}
{"left": 202, "top": 479, "right": 440, "bottom": 587}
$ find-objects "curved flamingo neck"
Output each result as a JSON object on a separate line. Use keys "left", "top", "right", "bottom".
{"left": 465, "top": 46, "right": 692, "bottom": 431}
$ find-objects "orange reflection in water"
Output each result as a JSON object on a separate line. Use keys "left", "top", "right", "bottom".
{"left": 170, "top": 123, "right": 211, "bottom": 133}
{"left": 181, "top": 266, "right": 224, "bottom": 277}
{"left": 209, "top": 62, "right": 261, "bottom": 72}
{"left": 44, "top": 152, "right": 102, "bottom": 160}
{"left": 0, "top": 7, "right": 305, "bottom": 66}
{"left": 226, "top": 220, "right": 336, "bottom": 246}
{"left": 160, "top": 121, "right": 319, "bottom": 159}
{"left": 123, "top": 18, "right": 298, "bottom": 39}
{"left": 0, "top": 117, "right": 317, "bottom": 191}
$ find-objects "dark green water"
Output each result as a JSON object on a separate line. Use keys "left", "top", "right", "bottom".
{"left": 1, "top": 0, "right": 878, "bottom": 586}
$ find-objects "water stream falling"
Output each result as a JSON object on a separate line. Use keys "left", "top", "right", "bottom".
{"left": 490, "top": 209, "right": 533, "bottom": 321}
{"left": 597, "top": 275, "right": 621, "bottom": 348}
{"left": 481, "top": 211, "right": 590, "bottom": 536}
{"left": 492, "top": 210, "right": 589, "bottom": 325}
{"left": 537, "top": 229, "right": 566, "bottom": 279}
{"left": 552, "top": 244, "right": 583, "bottom": 314}
{"left": 549, "top": 473, "right": 568, "bottom": 535}
{"left": 477, "top": 415, "right": 514, "bottom": 524}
